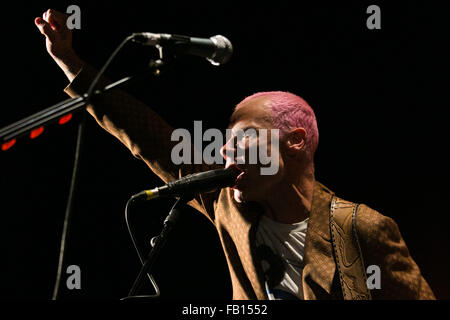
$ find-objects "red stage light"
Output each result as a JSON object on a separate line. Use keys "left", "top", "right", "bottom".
{"left": 59, "top": 113, "right": 72, "bottom": 125}
{"left": 30, "top": 126, "right": 44, "bottom": 139}
{"left": 1, "top": 139, "right": 16, "bottom": 151}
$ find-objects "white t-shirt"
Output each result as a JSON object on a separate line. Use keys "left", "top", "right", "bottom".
{"left": 255, "top": 215, "right": 309, "bottom": 300}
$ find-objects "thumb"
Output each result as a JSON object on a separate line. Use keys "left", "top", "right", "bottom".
{"left": 35, "top": 17, "right": 56, "bottom": 42}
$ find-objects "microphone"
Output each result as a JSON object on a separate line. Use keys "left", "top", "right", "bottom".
{"left": 131, "top": 167, "right": 240, "bottom": 201}
{"left": 131, "top": 32, "right": 233, "bottom": 65}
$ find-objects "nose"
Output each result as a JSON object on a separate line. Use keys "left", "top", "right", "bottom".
{"left": 220, "top": 136, "right": 237, "bottom": 165}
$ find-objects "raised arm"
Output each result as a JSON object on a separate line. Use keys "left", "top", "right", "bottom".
{"left": 35, "top": 9, "right": 219, "bottom": 223}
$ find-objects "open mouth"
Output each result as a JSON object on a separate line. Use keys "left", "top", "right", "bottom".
{"left": 228, "top": 164, "right": 245, "bottom": 189}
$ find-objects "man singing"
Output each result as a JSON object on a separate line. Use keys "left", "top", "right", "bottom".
{"left": 35, "top": 9, "right": 435, "bottom": 300}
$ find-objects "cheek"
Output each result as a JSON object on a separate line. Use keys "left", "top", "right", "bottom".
{"left": 270, "top": 157, "right": 285, "bottom": 180}
{"left": 254, "top": 158, "right": 285, "bottom": 182}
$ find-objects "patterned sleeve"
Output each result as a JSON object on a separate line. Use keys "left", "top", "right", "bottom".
{"left": 356, "top": 204, "right": 436, "bottom": 299}
{"left": 64, "top": 63, "right": 220, "bottom": 224}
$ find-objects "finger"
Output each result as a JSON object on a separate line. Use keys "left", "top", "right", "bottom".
{"left": 48, "top": 9, "right": 69, "bottom": 22}
{"left": 42, "top": 9, "right": 58, "bottom": 31}
{"left": 47, "top": 9, "right": 69, "bottom": 31}
{"left": 35, "top": 17, "right": 56, "bottom": 42}
{"left": 48, "top": 14, "right": 61, "bottom": 31}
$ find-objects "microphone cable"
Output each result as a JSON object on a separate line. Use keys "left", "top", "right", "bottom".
{"left": 121, "top": 197, "right": 161, "bottom": 300}
{"left": 84, "top": 34, "right": 135, "bottom": 105}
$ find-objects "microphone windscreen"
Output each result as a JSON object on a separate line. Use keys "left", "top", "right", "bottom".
{"left": 209, "top": 35, "right": 233, "bottom": 65}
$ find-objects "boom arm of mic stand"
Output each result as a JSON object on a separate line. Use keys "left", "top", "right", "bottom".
{"left": 0, "top": 61, "right": 164, "bottom": 143}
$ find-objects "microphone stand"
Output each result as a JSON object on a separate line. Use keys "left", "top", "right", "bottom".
{"left": 0, "top": 58, "right": 166, "bottom": 144}
{"left": 0, "top": 42, "right": 169, "bottom": 300}
{"left": 124, "top": 194, "right": 193, "bottom": 299}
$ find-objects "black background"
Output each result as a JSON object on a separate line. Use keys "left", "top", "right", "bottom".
{"left": 0, "top": 1, "right": 449, "bottom": 300}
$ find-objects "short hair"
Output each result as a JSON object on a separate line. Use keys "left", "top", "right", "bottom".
{"left": 237, "top": 91, "right": 319, "bottom": 158}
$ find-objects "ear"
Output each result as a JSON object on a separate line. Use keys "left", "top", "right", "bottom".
{"left": 284, "top": 128, "right": 307, "bottom": 157}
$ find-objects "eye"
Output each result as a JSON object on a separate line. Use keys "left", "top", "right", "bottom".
{"left": 243, "top": 127, "right": 258, "bottom": 137}
{"left": 235, "top": 129, "right": 257, "bottom": 142}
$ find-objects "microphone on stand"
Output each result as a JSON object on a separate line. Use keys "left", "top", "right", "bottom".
{"left": 131, "top": 32, "right": 233, "bottom": 65}
{"left": 131, "top": 166, "right": 241, "bottom": 201}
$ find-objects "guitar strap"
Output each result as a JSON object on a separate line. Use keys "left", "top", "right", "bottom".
{"left": 330, "top": 196, "right": 372, "bottom": 300}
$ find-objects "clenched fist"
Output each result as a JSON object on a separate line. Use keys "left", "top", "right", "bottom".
{"left": 35, "top": 9, "right": 83, "bottom": 81}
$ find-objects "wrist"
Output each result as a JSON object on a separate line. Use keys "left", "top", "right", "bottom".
{"left": 54, "top": 51, "right": 84, "bottom": 82}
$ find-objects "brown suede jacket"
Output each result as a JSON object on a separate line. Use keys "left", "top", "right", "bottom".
{"left": 64, "top": 64, "right": 435, "bottom": 300}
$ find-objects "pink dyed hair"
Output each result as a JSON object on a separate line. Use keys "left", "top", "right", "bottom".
{"left": 237, "top": 91, "right": 319, "bottom": 157}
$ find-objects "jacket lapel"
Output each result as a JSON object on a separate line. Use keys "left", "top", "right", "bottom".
{"left": 218, "top": 190, "right": 267, "bottom": 299}
{"left": 218, "top": 182, "right": 337, "bottom": 300}
{"left": 302, "top": 181, "right": 337, "bottom": 299}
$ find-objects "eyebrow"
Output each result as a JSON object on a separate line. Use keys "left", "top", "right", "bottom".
{"left": 231, "top": 127, "right": 260, "bottom": 137}
{"left": 241, "top": 126, "right": 258, "bottom": 131}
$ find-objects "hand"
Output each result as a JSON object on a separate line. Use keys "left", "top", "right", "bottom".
{"left": 35, "top": 9, "right": 83, "bottom": 80}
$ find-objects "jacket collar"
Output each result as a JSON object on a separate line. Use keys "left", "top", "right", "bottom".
{"left": 219, "top": 181, "right": 336, "bottom": 300}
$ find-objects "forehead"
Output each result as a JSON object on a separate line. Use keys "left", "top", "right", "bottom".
{"left": 229, "top": 96, "right": 273, "bottom": 129}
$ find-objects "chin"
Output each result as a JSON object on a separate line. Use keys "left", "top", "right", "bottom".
{"left": 232, "top": 188, "right": 261, "bottom": 204}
